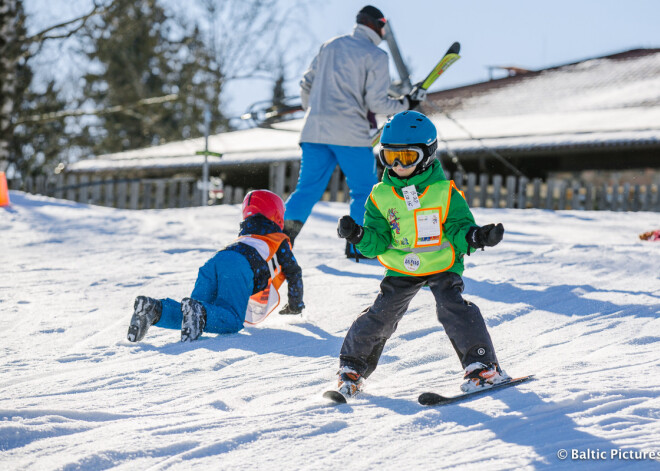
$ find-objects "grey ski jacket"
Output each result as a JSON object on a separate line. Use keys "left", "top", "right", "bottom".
{"left": 299, "top": 24, "right": 409, "bottom": 148}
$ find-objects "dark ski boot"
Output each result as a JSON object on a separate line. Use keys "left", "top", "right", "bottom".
{"left": 180, "top": 298, "right": 207, "bottom": 342}
{"left": 127, "top": 296, "right": 162, "bottom": 342}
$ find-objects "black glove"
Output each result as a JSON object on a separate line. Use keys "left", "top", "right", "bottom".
{"left": 466, "top": 223, "right": 504, "bottom": 250}
{"left": 337, "top": 216, "right": 364, "bottom": 244}
{"left": 279, "top": 303, "right": 303, "bottom": 315}
{"left": 406, "top": 81, "right": 425, "bottom": 110}
{"left": 406, "top": 95, "right": 421, "bottom": 110}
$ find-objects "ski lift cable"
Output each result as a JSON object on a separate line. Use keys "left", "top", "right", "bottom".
{"left": 433, "top": 116, "right": 467, "bottom": 175}
{"left": 425, "top": 100, "right": 527, "bottom": 178}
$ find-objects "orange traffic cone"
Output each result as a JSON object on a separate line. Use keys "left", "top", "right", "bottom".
{"left": 0, "top": 171, "right": 10, "bottom": 207}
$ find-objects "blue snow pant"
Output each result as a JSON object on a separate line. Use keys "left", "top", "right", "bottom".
{"left": 284, "top": 143, "right": 378, "bottom": 225}
{"left": 156, "top": 250, "right": 253, "bottom": 334}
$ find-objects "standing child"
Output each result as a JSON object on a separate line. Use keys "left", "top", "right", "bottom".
{"left": 127, "top": 190, "right": 304, "bottom": 343}
{"left": 334, "top": 110, "right": 509, "bottom": 399}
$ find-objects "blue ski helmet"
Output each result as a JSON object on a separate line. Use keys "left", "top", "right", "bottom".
{"left": 379, "top": 110, "right": 438, "bottom": 171}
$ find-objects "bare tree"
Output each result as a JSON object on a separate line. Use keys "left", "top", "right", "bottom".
{"left": 0, "top": 0, "right": 111, "bottom": 177}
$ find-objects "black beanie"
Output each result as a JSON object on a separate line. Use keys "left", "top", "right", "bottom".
{"left": 356, "top": 5, "right": 386, "bottom": 27}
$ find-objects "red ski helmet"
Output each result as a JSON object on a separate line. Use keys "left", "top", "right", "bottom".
{"left": 242, "top": 189, "right": 285, "bottom": 229}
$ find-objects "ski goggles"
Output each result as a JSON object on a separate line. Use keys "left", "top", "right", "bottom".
{"left": 379, "top": 146, "right": 425, "bottom": 169}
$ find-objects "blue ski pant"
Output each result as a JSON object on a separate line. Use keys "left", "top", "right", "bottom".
{"left": 284, "top": 143, "right": 378, "bottom": 225}
{"left": 156, "top": 250, "right": 253, "bottom": 334}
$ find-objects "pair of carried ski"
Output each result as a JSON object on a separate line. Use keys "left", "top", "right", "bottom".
{"left": 370, "top": 40, "right": 461, "bottom": 147}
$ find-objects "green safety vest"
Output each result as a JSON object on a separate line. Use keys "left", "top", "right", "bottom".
{"left": 370, "top": 180, "right": 461, "bottom": 276}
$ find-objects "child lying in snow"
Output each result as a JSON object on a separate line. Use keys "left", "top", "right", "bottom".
{"left": 127, "top": 190, "right": 304, "bottom": 343}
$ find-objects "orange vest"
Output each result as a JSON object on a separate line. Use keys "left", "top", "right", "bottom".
{"left": 236, "top": 233, "right": 290, "bottom": 325}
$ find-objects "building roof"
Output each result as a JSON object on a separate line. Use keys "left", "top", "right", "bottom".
{"left": 68, "top": 48, "right": 660, "bottom": 174}
{"left": 426, "top": 48, "right": 660, "bottom": 157}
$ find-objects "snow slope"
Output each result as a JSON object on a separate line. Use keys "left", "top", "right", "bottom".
{"left": 1, "top": 192, "right": 659, "bottom": 470}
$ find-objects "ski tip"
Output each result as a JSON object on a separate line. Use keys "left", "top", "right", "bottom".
{"left": 323, "top": 390, "right": 347, "bottom": 404}
{"left": 449, "top": 42, "right": 460, "bottom": 54}
{"left": 418, "top": 392, "right": 445, "bottom": 406}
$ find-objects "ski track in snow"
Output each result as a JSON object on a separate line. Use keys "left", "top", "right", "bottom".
{"left": 1, "top": 191, "right": 660, "bottom": 470}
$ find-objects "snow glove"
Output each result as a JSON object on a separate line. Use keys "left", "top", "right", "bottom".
{"left": 337, "top": 216, "right": 364, "bottom": 244}
{"left": 406, "top": 95, "right": 421, "bottom": 110}
{"left": 406, "top": 81, "right": 427, "bottom": 110}
{"left": 466, "top": 223, "right": 504, "bottom": 250}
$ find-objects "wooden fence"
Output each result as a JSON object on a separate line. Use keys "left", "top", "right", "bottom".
{"left": 10, "top": 162, "right": 660, "bottom": 212}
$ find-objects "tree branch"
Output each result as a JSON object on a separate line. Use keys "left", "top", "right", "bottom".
{"left": 25, "top": 1, "right": 111, "bottom": 45}
{"left": 17, "top": 94, "right": 179, "bottom": 125}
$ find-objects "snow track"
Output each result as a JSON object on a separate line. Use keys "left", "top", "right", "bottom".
{"left": 1, "top": 192, "right": 659, "bottom": 470}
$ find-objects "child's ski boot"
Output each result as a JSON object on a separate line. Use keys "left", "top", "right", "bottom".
{"left": 323, "top": 366, "right": 365, "bottom": 403}
{"left": 180, "top": 297, "right": 207, "bottom": 342}
{"left": 460, "top": 362, "right": 511, "bottom": 392}
{"left": 127, "top": 296, "right": 162, "bottom": 342}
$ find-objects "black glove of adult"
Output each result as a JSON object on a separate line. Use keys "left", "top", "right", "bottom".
{"left": 279, "top": 303, "right": 304, "bottom": 315}
{"left": 406, "top": 95, "right": 421, "bottom": 110}
{"left": 466, "top": 223, "right": 504, "bottom": 250}
{"left": 337, "top": 216, "right": 364, "bottom": 244}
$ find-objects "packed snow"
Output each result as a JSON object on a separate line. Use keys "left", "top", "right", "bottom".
{"left": 1, "top": 191, "right": 659, "bottom": 470}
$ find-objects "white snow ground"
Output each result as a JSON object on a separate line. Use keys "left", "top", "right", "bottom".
{"left": 1, "top": 191, "right": 660, "bottom": 470}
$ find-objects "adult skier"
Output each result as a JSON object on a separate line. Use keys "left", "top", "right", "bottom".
{"left": 283, "top": 5, "right": 421, "bottom": 258}
{"left": 334, "top": 111, "right": 510, "bottom": 399}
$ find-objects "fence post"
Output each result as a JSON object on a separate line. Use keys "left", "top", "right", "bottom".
{"left": 155, "top": 180, "right": 166, "bottom": 209}
{"left": 505, "top": 175, "right": 516, "bottom": 208}
{"left": 287, "top": 161, "right": 300, "bottom": 194}
{"left": 599, "top": 183, "right": 608, "bottom": 210}
{"left": 143, "top": 181, "right": 152, "bottom": 209}
{"left": 557, "top": 181, "right": 567, "bottom": 210}
{"left": 54, "top": 174, "right": 64, "bottom": 199}
{"left": 478, "top": 173, "right": 488, "bottom": 208}
{"left": 584, "top": 183, "right": 594, "bottom": 210}
{"left": 222, "top": 186, "right": 233, "bottom": 205}
{"left": 66, "top": 174, "right": 77, "bottom": 202}
{"left": 531, "top": 179, "right": 541, "bottom": 209}
{"left": 35, "top": 175, "right": 46, "bottom": 195}
{"left": 622, "top": 183, "right": 630, "bottom": 211}
{"left": 492, "top": 174, "right": 502, "bottom": 209}
{"left": 632, "top": 184, "right": 641, "bottom": 211}
{"left": 545, "top": 180, "right": 555, "bottom": 210}
{"left": 640, "top": 184, "right": 651, "bottom": 211}
{"left": 79, "top": 175, "right": 89, "bottom": 204}
{"left": 342, "top": 174, "right": 350, "bottom": 203}
{"left": 465, "top": 173, "right": 476, "bottom": 207}
{"left": 454, "top": 172, "right": 464, "bottom": 190}
{"left": 129, "top": 181, "right": 140, "bottom": 209}
{"left": 90, "top": 177, "right": 102, "bottom": 205}
{"left": 517, "top": 176, "right": 528, "bottom": 209}
{"left": 269, "top": 162, "right": 286, "bottom": 196}
{"left": 329, "top": 166, "right": 341, "bottom": 202}
{"left": 116, "top": 181, "right": 127, "bottom": 209}
{"left": 167, "top": 180, "right": 178, "bottom": 208}
{"left": 234, "top": 187, "right": 245, "bottom": 204}
{"left": 570, "top": 181, "right": 581, "bottom": 210}
{"left": 24, "top": 176, "right": 33, "bottom": 193}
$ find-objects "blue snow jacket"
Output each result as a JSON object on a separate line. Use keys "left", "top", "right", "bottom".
{"left": 225, "top": 214, "right": 304, "bottom": 310}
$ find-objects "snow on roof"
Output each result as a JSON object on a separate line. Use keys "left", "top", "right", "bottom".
{"left": 69, "top": 124, "right": 303, "bottom": 173}
{"left": 69, "top": 49, "right": 660, "bottom": 173}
